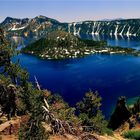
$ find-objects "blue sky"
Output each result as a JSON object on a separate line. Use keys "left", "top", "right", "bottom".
{"left": 0, "top": 0, "right": 140, "bottom": 23}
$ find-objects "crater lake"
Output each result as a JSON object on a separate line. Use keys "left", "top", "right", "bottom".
{"left": 13, "top": 35, "right": 140, "bottom": 119}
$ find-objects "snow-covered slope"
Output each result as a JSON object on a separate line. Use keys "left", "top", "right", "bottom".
{"left": 67, "top": 19, "right": 140, "bottom": 37}
{"left": 1, "top": 16, "right": 140, "bottom": 38}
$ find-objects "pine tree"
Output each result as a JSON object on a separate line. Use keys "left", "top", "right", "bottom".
{"left": 76, "top": 90, "right": 110, "bottom": 134}
{"left": 108, "top": 96, "right": 131, "bottom": 130}
{"left": 0, "top": 27, "right": 30, "bottom": 119}
{"left": 0, "top": 28, "right": 47, "bottom": 139}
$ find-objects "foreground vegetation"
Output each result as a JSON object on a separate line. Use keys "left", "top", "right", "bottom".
{"left": 123, "top": 130, "right": 140, "bottom": 140}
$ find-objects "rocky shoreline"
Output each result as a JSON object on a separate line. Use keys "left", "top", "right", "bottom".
{"left": 22, "top": 46, "right": 140, "bottom": 60}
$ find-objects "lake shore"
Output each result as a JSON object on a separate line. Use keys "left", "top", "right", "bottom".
{"left": 22, "top": 45, "right": 140, "bottom": 60}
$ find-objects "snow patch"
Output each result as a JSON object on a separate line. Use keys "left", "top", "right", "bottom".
{"left": 10, "top": 25, "right": 26, "bottom": 31}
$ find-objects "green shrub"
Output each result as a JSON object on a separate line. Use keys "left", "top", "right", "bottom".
{"left": 102, "top": 127, "right": 113, "bottom": 136}
{"left": 76, "top": 90, "right": 109, "bottom": 134}
{"left": 123, "top": 130, "right": 140, "bottom": 140}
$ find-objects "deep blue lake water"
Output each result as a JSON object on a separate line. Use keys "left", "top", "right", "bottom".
{"left": 13, "top": 35, "right": 140, "bottom": 119}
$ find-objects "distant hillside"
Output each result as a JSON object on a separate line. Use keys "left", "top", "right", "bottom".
{"left": 0, "top": 15, "right": 67, "bottom": 38}
{"left": 1, "top": 15, "right": 140, "bottom": 38}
